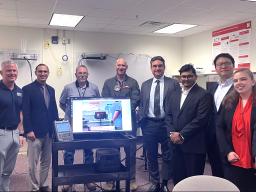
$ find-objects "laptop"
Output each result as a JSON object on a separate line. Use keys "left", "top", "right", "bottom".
{"left": 54, "top": 120, "right": 73, "bottom": 142}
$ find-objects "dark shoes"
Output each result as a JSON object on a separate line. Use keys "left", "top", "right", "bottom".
{"left": 161, "top": 184, "right": 170, "bottom": 192}
{"left": 85, "top": 183, "right": 97, "bottom": 191}
{"left": 147, "top": 183, "right": 160, "bottom": 192}
{"left": 39, "top": 186, "right": 50, "bottom": 192}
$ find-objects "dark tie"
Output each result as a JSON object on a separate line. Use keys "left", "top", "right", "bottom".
{"left": 154, "top": 80, "right": 161, "bottom": 117}
{"left": 42, "top": 85, "right": 50, "bottom": 108}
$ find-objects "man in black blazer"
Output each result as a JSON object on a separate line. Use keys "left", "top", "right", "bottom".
{"left": 139, "top": 56, "right": 179, "bottom": 192}
{"left": 206, "top": 53, "right": 234, "bottom": 178}
{"left": 22, "top": 64, "right": 58, "bottom": 192}
{"left": 166, "top": 64, "right": 212, "bottom": 185}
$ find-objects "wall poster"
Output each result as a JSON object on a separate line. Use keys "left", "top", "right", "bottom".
{"left": 212, "top": 21, "right": 251, "bottom": 70}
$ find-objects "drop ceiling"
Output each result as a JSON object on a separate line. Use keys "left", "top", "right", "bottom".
{"left": 0, "top": 0, "right": 256, "bottom": 37}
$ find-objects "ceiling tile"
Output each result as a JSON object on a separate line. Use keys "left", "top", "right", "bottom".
{"left": 0, "top": 0, "right": 254, "bottom": 37}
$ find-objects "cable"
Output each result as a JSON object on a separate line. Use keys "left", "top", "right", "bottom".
{"left": 23, "top": 57, "right": 33, "bottom": 82}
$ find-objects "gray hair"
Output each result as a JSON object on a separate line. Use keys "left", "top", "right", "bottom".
{"left": 1, "top": 60, "right": 18, "bottom": 70}
{"left": 76, "top": 64, "right": 88, "bottom": 73}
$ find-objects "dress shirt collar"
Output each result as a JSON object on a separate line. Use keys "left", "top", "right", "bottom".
{"left": 153, "top": 75, "right": 164, "bottom": 83}
{"left": 181, "top": 82, "right": 196, "bottom": 95}
{"left": 218, "top": 77, "right": 233, "bottom": 87}
{"left": 35, "top": 80, "right": 47, "bottom": 87}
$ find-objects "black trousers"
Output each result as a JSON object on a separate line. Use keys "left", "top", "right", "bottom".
{"left": 141, "top": 118, "right": 172, "bottom": 184}
{"left": 223, "top": 164, "right": 256, "bottom": 192}
{"left": 172, "top": 146, "right": 206, "bottom": 185}
{"left": 206, "top": 133, "right": 224, "bottom": 177}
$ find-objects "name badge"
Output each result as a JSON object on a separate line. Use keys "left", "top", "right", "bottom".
{"left": 17, "top": 92, "right": 22, "bottom": 97}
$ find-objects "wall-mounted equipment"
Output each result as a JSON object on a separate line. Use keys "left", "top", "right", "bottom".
{"left": 10, "top": 53, "right": 38, "bottom": 82}
{"left": 10, "top": 53, "right": 37, "bottom": 61}
{"left": 81, "top": 53, "right": 107, "bottom": 60}
{"left": 51, "top": 36, "right": 59, "bottom": 44}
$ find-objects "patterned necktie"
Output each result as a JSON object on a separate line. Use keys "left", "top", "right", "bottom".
{"left": 42, "top": 85, "right": 50, "bottom": 108}
{"left": 154, "top": 80, "right": 160, "bottom": 117}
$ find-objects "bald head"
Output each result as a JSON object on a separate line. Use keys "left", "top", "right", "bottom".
{"left": 115, "top": 58, "right": 128, "bottom": 79}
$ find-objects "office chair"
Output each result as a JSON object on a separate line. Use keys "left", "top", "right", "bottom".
{"left": 172, "top": 175, "right": 240, "bottom": 192}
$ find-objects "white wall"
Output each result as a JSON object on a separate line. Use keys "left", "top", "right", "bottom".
{"left": 182, "top": 31, "right": 212, "bottom": 73}
{"left": 0, "top": 26, "right": 182, "bottom": 116}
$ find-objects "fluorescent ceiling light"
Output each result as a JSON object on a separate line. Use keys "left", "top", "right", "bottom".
{"left": 49, "top": 13, "right": 84, "bottom": 27}
{"left": 154, "top": 23, "right": 197, "bottom": 34}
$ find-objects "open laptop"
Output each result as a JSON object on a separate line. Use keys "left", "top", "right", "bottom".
{"left": 54, "top": 120, "right": 73, "bottom": 142}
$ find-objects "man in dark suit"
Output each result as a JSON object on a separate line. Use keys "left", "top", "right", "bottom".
{"left": 22, "top": 64, "right": 59, "bottom": 192}
{"left": 166, "top": 64, "right": 212, "bottom": 185}
{"left": 139, "top": 56, "right": 179, "bottom": 192}
{"left": 206, "top": 53, "right": 234, "bottom": 178}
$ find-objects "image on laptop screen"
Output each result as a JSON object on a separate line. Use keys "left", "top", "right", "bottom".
{"left": 54, "top": 120, "right": 73, "bottom": 141}
{"left": 71, "top": 97, "right": 132, "bottom": 133}
{"left": 55, "top": 121, "right": 71, "bottom": 133}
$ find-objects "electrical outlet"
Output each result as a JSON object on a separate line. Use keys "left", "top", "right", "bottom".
{"left": 62, "top": 38, "right": 71, "bottom": 45}
{"left": 44, "top": 40, "right": 50, "bottom": 49}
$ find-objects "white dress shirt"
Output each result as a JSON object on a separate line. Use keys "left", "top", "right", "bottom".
{"left": 214, "top": 78, "right": 233, "bottom": 112}
{"left": 148, "top": 76, "right": 165, "bottom": 118}
{"left": 180, "top": 83, "right": 196, "bottom": 109}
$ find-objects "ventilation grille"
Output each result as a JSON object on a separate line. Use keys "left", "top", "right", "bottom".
{"left": 139, "top": 21, "right": 168, "bottom": 28}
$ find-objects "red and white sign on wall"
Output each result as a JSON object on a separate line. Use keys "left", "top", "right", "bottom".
{"left": 212, "top": 21, "right": 251, "bottom": 70}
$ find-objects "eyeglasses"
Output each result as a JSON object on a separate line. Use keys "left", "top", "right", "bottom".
{"left": 180, "top": 75, "right": 194, "bottom": 79}
{"left": 77, "top": 72, "right": 88, "bottom": 76}
{"left": 216, "top": 62, "right": 232, "bottom": 68}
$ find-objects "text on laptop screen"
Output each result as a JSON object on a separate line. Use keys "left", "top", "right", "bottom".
{"left": 71, "top": 98, "right": 132, "bottom": 133}
{"left": 55, "top": 121, "right": 71, "bottom": 133}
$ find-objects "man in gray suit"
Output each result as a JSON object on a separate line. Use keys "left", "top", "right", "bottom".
{"left": 139, "top": 56, "right": 179, "bottom": 192}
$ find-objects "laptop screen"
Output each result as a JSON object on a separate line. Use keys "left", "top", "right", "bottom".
{"left": 55, "top": 121, "right": 71, "bottom": 133}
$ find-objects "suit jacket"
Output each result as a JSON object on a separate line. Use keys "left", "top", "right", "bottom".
{"left": 216, "top": 100, "right": 256, "bottom": 162}
{"left": 22, "top": 80, "right": 59, "bottom": 138}
{"left": 207, "top": 82, "right": 233, "bottom": 137}
{"left": 166, "top": 84, "right": 213, "bottom": 154}
{"left": 139, "top": 76, "right": 179, "bottom": 121}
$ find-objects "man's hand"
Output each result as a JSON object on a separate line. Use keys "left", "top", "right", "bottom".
{"left": 27, "top": 131, "right": 36, "bottom": 141}
{"left": 19, "top": 136, "right": 26, "bottom": 146}
{"left": 170, "top": 132, "right": 183, "bottom": 144}
{"left": 227, "top": 151, "right": 240, "bottom": 163}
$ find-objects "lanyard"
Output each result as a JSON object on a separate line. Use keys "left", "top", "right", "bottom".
{"left": 77, "top": 87, "right": 86, "bottom": 97}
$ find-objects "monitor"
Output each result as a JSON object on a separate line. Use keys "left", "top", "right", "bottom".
{"left": 71, "top": 97, "right": 132, "bottom": 134}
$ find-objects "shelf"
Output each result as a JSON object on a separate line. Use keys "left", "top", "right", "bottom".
{"left": 53, "top": 164, "right": 129, "bottom": 185}
{"left": 52, "top": 133, "right": 136, "bottom": 192}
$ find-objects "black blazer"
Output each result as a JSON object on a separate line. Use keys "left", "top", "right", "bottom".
{"left": 216, "top": 101, "right": 256, "bottom": 162}
{"left": 166, "top": 84, "right": 213, "bottom": 154}
{"left": 22, "top": 81, "right": 59, "bottom": 138}
{"left": 139, "top": 76, "right": 179, "bottom": 121}
{"left": 207, "top": 82, "right": 233, "bottom": 137}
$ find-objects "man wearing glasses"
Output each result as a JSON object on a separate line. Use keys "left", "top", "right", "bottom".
{"left": 206, "top": 53, "right": 235, "bottom": 178}
{"left": 166, "top": 64, "right": 212, "bottom": 184}
{"left": 59, "top": 65, "right": 100, "bottom": 192}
